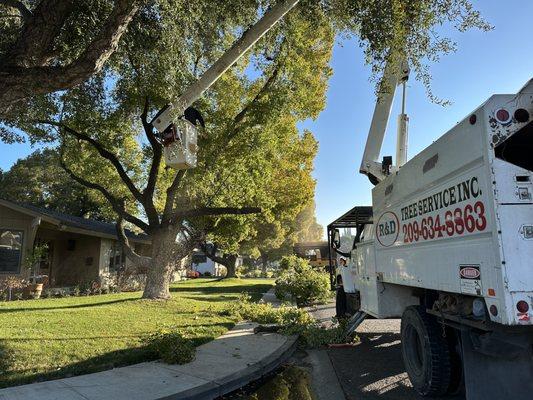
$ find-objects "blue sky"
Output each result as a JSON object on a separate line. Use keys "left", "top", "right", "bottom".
{"left": 302, "top": 0, "right": 533, "bottom": 233}
{"left": 1, "top": 1, "right": 532, "bottom": 235}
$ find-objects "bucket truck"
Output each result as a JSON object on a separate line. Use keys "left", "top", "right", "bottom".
{"left": 329, "top": 59, "right": 533, "bottom": 399}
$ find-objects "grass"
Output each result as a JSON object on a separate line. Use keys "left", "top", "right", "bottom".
{"left": 0, "top": 278, "right": 273, "bottom": 388}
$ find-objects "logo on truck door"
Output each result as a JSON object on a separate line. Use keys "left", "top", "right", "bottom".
{"left": 376, "top": 211, "right": 400, "bottom": 247}
{"left": 399, "top": 176, "right": 488, "bottom": 244}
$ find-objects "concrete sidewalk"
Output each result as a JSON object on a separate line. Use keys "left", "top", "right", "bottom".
{"left": 0, "top": 321, "right": 297, "bottom": 400}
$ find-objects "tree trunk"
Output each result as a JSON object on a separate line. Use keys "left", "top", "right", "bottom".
{"left": 142, "top": 231, "right": 176, "bottom": 299}
{"left": 224, "top": 254, "right": 238, "bottom": 278}
{"left": 260, "top": 251, "right": 268, "bottom": 277}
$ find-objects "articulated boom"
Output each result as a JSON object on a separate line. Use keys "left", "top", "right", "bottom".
{"left": 359, "top": 59, "right": 410, "bottom": 184}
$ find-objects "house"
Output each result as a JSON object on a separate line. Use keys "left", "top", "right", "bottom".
{"left": 0, "top": 199, "right": 151, "bottom": 286}
{"left": 190, "top": 249, "right": 242, "bottom": 276}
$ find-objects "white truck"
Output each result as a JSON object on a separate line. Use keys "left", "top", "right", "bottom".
{"left": 330, "top": 69, "right": 533, "bottom": 399}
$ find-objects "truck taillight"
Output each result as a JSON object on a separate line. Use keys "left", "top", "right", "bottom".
{"left": 495, "top": 108, "right": 511, "bottom": 124}
{"left": 516, "top": 300, "right": 529, "bottom": 313}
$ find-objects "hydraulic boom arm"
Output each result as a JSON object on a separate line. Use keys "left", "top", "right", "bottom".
{"left": 359, "top": 59, "right": 410, "bottom": 184}
{"left": 151, "top": 0, "right": 300, "bottom": 133}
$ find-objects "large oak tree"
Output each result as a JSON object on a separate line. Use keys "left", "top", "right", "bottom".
{"left": 0, "top": 0, "right": 490, "bottom": 298}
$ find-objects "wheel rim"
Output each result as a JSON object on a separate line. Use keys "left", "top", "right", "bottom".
{"left": 404, "top": 324, "right": 425, "bottom": 378}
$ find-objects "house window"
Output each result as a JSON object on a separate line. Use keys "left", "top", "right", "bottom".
{"left": 0, "top": 229, "right": 23, "bottom": 274}
{"left": 108, "top": 243, "right": 125, "bottom": 272}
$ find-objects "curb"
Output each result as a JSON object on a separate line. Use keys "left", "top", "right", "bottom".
{"left": 159, "top": 334, "right": 299, "bottom": 400}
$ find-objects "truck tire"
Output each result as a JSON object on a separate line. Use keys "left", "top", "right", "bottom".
{"left": 336, "top": 285, "right": 347, "bottom": 318}
{"left": 401, "top": 306, "right": 451, "bottom": 396}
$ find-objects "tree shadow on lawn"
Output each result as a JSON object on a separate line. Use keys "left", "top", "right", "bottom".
{"left": 179, "top": 295, "right": 244, "bottom": 303}
{"left": 0, "top": 297, "right": 140, "bottom": 314}
{"left": 0, "top": 322, "right": 235, "bottom": 342}
{"left": 170, "top": 284, "right": 272, "bottom": 297}
{"left": 0, "top": 331, "right": 223, "bottom": 389}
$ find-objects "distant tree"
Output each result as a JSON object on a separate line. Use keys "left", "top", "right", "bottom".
{"left": 202, "top": 130, "right": 323, "bottom": 278}
{"left": 0, "top": 148, "right": 117, "bottom": 221}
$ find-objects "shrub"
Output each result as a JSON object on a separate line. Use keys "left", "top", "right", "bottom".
{"left": 0, "top": 276, "right": 26, "bottom": 301}
{"left": 71, "top": 286, "right": 80, "bottom": 297}
{"left": 225, "top": 294, "right": 356, "bottom": 348}
{"left": 143, "top": 330, "right": 195, "bottom": 364}
{"left": 275, "top": 256, "right": 331, "bottom": 307}
{"left": 227, "top": 293, "right": 314, "bottom": 330}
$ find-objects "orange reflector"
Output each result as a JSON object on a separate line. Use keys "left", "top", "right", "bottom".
{"left": 488, "top": 288, "right": 496, "bottom": 296}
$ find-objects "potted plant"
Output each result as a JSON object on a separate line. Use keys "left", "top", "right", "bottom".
{"left": 23, "top": 244, "right": 49, "bottom": 299}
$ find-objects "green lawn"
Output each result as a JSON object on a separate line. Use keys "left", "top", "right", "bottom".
{"left": 0, "top": 278, "right": 273, "bottom": 388}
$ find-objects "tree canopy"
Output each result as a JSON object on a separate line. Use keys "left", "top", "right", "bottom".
{"left": 0, "top": 0, "right": 490, "bottom": 296}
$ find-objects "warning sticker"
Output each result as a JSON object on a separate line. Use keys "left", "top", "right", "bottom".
{"left": 459, "top": 265, "right": 482, "bottom": 295}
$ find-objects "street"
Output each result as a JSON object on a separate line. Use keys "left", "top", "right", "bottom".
{"left": 327, "top": 319, "right": 465, "bottom": 400}
{"left": 307, "top": 304, "right": 464, "bottom": 400}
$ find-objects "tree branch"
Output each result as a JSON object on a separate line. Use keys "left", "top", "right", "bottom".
{"left": 162, "top": 169, "right": 186, "bottom": 224}
{"left": 141, "top": 96, "right": 162, "bottom": 204}
{"left": 171, "top": 207, "right": 261, "bottom": 224}
{"left": 0, "top": 0, "right": 31, "bottom": 22}
{"left": 200, "top": 243, "right": 227, "bottom": 266}
{"left": 0, "top": 0, "right": 140, "bottom": 109}
{"left": 58, "top": 147, "right": 150, "bottom": 233}
{"left": 6, "top": 0, "right": 74, "bottom": 67}
{"left": 116, "top": 214, "right": 151, "bottom": 268}
{"left": 40, "top": 120, "right": 146, "bottom": 206}
{"left": 233, "top": 66, "right": 280, "bottom": 129}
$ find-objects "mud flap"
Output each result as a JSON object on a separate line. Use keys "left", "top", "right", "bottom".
{"left": 461, "top": 329, "right": 533, "bottom": 400}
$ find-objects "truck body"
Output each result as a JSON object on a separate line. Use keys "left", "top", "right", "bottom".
{"left": 352, "top": 78, "right": 533, "bottom": 325}
{"left": 333, "top": 78, "right": 533, "bottom": 399}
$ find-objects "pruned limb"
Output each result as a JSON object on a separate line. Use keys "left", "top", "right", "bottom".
{"left": 116, "top": 214, "right": 151, "bottom": 268}
{"left": 59, "top": 150, "right": 150, "bottom": 233}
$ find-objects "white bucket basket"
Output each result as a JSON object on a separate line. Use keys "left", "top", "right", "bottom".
{"left": 163, "top": 119, "right": 198, "bottom": 170}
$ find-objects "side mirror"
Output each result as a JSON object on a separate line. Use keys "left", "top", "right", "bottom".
{"left": 331, "top": 229, "right": 341, "bottom": 249}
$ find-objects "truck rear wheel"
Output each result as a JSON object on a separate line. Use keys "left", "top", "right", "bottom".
{"left": 401, "top": 306, "right": 451, "bottom": 396}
